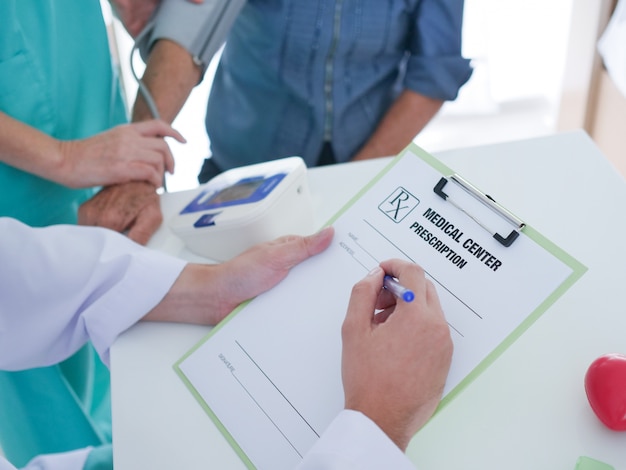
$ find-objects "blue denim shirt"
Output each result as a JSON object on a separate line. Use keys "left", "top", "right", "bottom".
{"left": 206, "top": 0, "right": 472, "bottom": 170}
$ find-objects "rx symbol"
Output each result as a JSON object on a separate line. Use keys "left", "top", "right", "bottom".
{"left": 379, "top": 187, "right": 419, "bottom": 223}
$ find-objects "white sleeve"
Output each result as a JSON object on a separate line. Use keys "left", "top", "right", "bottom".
{"left": 0, "top": 456, "right": 16, "bottom": 470}
{"left": 0, "top": 448, "right": 90, "bottom": 470}
{"left": 0, "top": 457, "right": 16, "bottom": 470}
{"left": 297, "top": 410, "right": 417, "bottom": 470}
{"left": 0, "top": 217, "right": 187, "bottom": 370}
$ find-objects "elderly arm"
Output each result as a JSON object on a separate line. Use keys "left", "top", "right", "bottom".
{"left": 132, "top": 39, "right": 202, "bottom": 123}
{"left": 351, "top": 90, "right": 443, "bottom": 161}
{"left": 79, "top": 39, "right": 202, "bottom": 244}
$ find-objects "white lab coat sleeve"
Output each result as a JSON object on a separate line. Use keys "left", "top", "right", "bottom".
{"left": 21, "top": 449, "right": 90, "bottom": 470}
{"left": 0, "top": 448, "right": 91, "bottom": 470}
{"left": 0, "top": 457, "right": 16, "bottom": 470}
{"left": 297, "top": 410, "right": 417, "bottom": 470}
{"left": 0, "top": 456, "right": 16, "bottom": 470}
{"left": 0, "top": 217, "right": 187, "bottom": 370}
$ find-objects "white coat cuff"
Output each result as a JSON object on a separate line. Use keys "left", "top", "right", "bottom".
{"left": 297, "top": 410, "right": 416, "bottom": 470}
{"left": 18, "top": 447, "right": 90, "bottom": 470}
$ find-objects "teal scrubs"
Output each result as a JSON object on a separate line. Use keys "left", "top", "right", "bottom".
{"left": 0, "top": 1, "right": 127, "bottom": 468}
{"left": 0, "top": 0, "right": 127, "bottom": 225}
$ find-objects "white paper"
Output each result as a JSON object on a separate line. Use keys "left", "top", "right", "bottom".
{"left": 177, "top": 146, "right": 579, "bottom": 470}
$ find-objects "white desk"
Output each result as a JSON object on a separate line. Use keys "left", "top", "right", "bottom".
{"left": 111, "top": 131, "right": 626, "bottom": 470}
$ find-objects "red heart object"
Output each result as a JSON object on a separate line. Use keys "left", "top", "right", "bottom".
{"left": 585, "top": 353, "right": 626, "bottom": 431}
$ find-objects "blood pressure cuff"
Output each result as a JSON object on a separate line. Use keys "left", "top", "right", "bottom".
{"left": 136, "top": 0, "right": 245, "bottom": 77}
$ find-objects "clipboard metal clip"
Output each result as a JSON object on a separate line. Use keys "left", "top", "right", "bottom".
{"left": 434, "top": 175, "right": 525, "bottom": 247}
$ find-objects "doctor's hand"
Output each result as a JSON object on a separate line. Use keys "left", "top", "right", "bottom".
{"left": 58, "top": 120, "right": 180, "bottom": 189}
{"left": 341, "top": 259, "right": 453, "bottom": 451}
{"left": 208, "top": 227, "right": 335, "bottom": 324}
{"left": 110, "top": 0, "right": 205, "bottom": 38}
{"left": 143, "top": 227, "right": 334, "bottom": 325}
{"left": 78, "top": 181, "right": 162, "bottom": 245}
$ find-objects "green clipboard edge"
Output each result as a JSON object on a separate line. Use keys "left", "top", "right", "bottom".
{"left": 173, "top": 142, "right": 588, "bottom": 468}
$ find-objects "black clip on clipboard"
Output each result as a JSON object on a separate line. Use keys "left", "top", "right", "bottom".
{"left": 434, "top": 175, "right": 525, "bottom": 247}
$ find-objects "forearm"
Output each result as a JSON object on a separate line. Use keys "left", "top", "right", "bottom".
{"left": 142, "top": 263, "right": 232, "bottom": 326}
{"left": 352, "top": 90, "right": 443, "bottom": 161}
{"left": 132, "top": 39, "right": 202, "bottom": 123}
{"left": 0, "top": 111, "right": 66, "bottom": 183}
{"left": 143, "top": 227, "right": 336, "bottom": 327}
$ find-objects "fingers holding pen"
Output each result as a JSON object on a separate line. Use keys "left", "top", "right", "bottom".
{"left": 379, "top": 259, "right": 426, "bottom": 302}
{"left": 344, "top": 259, "right": 426, "bottom": 331}
{"left": 343, "top": 265, "right": 386, "bottom": 334}
{"left": 342, "top": 259, "right": 453, "bottom": 450}
{"left": 379, "top": 259, "right": 446, "bottom": 323}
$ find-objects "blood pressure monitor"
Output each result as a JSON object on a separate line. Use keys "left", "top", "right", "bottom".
{"left": 169, "top": 157, "right": 315, "bottom": 261}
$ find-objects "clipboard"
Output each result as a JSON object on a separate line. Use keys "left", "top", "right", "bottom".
{"left": 174, "top": 143, "right": 586, "bottom": 470}
{"left": 433, "top": 174, "right": 525, "bottom": 247}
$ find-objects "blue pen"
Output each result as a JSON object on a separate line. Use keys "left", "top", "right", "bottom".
{"left": 383, "top": 275, "right": 415, "bottom": 302}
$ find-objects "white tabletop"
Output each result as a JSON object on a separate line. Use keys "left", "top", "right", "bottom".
{"left": 111, "top": 131, "right": 626, "bottom": 470}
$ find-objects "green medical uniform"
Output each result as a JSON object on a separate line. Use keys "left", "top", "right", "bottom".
{"left": 0, "top": 0, "right": 127, "bottom": 225}
{"left": 0, "top": 1, "right": 127, "bottom": 468}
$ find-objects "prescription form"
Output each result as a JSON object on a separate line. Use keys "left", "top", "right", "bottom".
{"left": 175, "top": 143, "right": 586, "bottom": 470}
